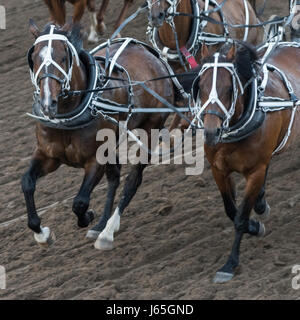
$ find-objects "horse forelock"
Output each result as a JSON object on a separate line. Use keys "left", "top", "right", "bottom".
{"left": 40, "top": 23, "right": 83, "bottom": 53}
{"left": 200, "top": 43, "right": 258, "bottom": 82}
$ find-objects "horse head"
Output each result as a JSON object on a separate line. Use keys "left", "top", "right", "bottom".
{"left": 28, "top": 20, "right": 82, "bottom": 119}
{"left": 193, "top": 42, "right": 257, "bottom": 146}
{"left": 147, "top": 0, "right": 178, "bottom": 28}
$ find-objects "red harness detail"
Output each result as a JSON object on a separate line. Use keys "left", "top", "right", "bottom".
{"left": 180, "top": 46, "right": 198, "bottom": 69}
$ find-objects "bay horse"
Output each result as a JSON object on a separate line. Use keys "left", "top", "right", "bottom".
{"left": 147, "top": 0, "right": 264, "bottom": 132}
{"left": 189, "top": 41, "right": 300, "bottom": 282}
{"left": 44, "top": 0, "right": 134, "bottom": 43}
{"left": 22, "top": 20, "right": 174, "bottom": 250}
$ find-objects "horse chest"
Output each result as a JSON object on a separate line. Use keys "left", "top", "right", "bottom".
{"left": 38, "top": 127, "right": 95, "bottom": 166}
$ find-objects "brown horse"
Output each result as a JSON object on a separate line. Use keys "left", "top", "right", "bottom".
{"left": 22, "top": 20, "right": 174, "bottom": 250}
{"left": 44, "top": 0, "right": 134, "bottom": 43}
{"left": 189, "top": 41, "right": 300, "bottom": 282}
{"left": 147, "top": 0, "right": 263, "bottom": 132}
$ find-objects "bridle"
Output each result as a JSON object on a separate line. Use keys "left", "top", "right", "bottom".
{"left": 28, "top": 25, "right": 80, "bottom": 96}
{"left": 192, "top": 52, "right": 244, "bottom": 129}
{"left": 147, "top": 0, "right": 178, "bottom": 22}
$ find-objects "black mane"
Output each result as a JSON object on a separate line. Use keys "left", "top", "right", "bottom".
{"left": 202, "top": 42, "right": 258, "bottom": 81}
{"left": 176, "top": 41, "right": 258, "bottom": 93}
{"left": 41, "top": 22, "right": 84, "bottom": 53}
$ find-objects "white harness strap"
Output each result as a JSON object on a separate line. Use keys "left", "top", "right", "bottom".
{"left": 31, "top": 25, "right": 80, "bottom": 93}
{"left": 195, "top": 52, "right": 244, "bottom": 128}
{"left": 243, "top": 0, "right": 249, "bottom": 42}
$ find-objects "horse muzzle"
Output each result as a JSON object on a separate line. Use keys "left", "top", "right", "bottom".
{"left": 148, "top": 12, "right": 166, "bottom": 28}
{"left": 204, "top": 128, "right": 222, "bottom": 147}
{"left": 41, "top": 99, "right": 58, "bottom": 119}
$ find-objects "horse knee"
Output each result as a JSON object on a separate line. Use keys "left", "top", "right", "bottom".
{"left": 234, "top": 216, "right": 248, "bottom": 233}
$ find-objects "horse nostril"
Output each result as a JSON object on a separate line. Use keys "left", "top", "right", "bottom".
{"left": 158, "top": 12, "right": 165, "bottom": 20}
{"left": 51, "top": 99, "right": 58, "bottom": 108}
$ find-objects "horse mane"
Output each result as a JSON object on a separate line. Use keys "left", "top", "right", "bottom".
{"left": 200, "top": 42, "right": 258, "bottom": 81}
{"left": 234, "top": 42, "right": 258, "bottom": 81}
{"left": 41, "top": 22, "right": 84, "bottom": 53}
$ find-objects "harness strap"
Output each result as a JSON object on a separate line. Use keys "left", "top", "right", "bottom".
{"left": 180, "top": 47, "right": 199, "bottom": 69}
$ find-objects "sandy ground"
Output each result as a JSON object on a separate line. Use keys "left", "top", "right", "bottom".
{"left": 0, "top": 0, "right": 299, "bottom": 300}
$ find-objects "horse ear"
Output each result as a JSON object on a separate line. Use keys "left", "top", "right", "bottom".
{"left": 29, "top": 19, "right": 41, "bottom": 39}
{"left": 201, "top": 43, "right": 209, "bottom": 60}
{"left": 226, "top": 43, "right": 237, "bottom": 61}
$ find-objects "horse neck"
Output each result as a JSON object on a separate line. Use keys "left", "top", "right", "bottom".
{"left": 198, "top": 0, "right": 224, "bottom": 36}
{"left": 58, "top": 62, "right": 87, "bottom": 113}
{"left": 158, "top": 0, "right": 192, "bottom": 49}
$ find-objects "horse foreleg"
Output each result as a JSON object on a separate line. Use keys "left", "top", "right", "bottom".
{"left": 94, "top": 163, "right": 146, "bottom": 250}
{"left": 94, "top": 0, "right": 110, "bottom": 36}
{"left": 21, "top": 152, "right": 60, "bottom": 246}
{"left": 86, "top": 162, "right": 121, "bottom": 239}
{"left": 213, "top": 165, "right": 267, "bottom": 283}
{"left": 44, "top": 0, "right": 66, "bottom": 25}
{"left": 72, "top": 0, "right": 87, "bottom": 23}
{"left": 211, "top": 167, "right": 237, "bottom": 222}
{"left": 113, "top": 0, "right": 134, "bottom": 37}
{"left": 72, "top": 161, "right": 105, "bottom": 228}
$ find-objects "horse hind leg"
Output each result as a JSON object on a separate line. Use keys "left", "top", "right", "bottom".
{"left": 88, "top": 0, "right": 109, "bottom": 42}
{"left": 94, "top": 163, "right": 146, "bottom": 250}
{"left": 21, "top": 153, "right": 60, "bottom": 247}
{"left": 72, "top": 162, "right": 105, "bottom": 228}
{"left": 86, "top": 162, "right": 121, "bottom": 239}
{"left": 254, "top": 167, "right": 270, "bottom": 219}
{"left": 112, "top": 0, "right": 133, "bottom": 38}
{"left": 213, "top": 165, "right": 267, "bottom": 284}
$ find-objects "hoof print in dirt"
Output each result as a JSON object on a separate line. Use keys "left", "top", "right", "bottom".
{"left": 158, "top": 205, "right": 173, "bottom": 216}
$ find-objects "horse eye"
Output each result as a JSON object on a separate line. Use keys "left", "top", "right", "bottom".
{"left": 62, "top": 56, "right": 67, "bottom": 63}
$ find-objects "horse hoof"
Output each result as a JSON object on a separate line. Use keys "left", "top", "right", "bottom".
{"left": 86, "top": 229, "right": 100, "bottom": 239}
{"left": 96, "top": 22, "right": 107, "bottom": 35}
{"left": 257, "top": 221, "right": 266, "bottom": 237}
{"left": 88, "top": 30, "right": 99, "bottom": 43}
{"left": 213, "top": 271, "right": 234, "bottom": 284}
{"left": 94, "top": 238, "right": 114, "bottom": 250}
{"left": 34, "top": 227, "right": 56, "bottom": 248}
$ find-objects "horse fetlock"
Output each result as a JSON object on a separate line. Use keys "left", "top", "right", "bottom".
{"left": 96, "top": 21, "right": 107, "bottom": 35}
{"left": 77, "top": 210, "right": 94, "bottom": 228}
{"left": 256, "top": 203, "right": 271, "bottom": 220}
{"left": 28, "top": 216, "right": 42, "bottom": 234}
{"left": 248, "top": 219, "right": 266, "bottom": 237}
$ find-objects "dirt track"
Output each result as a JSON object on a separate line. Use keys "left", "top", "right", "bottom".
{"left": 0, "top": 0, "right": 300, "bottom": 300}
